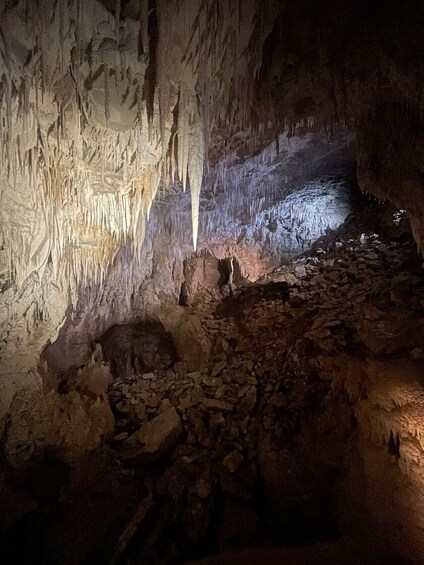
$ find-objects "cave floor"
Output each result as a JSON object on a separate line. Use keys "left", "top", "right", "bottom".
{"left": 2, "top": 207, "right": 422, "bottom": 565}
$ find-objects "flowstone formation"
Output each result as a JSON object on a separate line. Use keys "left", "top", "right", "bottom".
{"left": 0, "top": 0, "right": 264, "bottom": 293}
{"left": 1, "top": 0, "right": 424, "bottom": 294}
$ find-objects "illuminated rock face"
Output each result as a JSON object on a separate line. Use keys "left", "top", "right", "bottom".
{"left": 39, "top": 131, "right": 356, "bottom": 378}
{"left": 0, "top": 0, "right": 269, "bottom": 464}
{"left": 1, "top": 0, "right": 423, "bottom": 294}
{"left": 0, "top": 0, "right": 263, "bottom": 292}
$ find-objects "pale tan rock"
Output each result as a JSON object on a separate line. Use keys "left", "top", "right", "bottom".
{"left": 79, "top": 362, "right": 113, "bottom": 397}
{"left": 5, "top": 388, "right": 117, "bottom": 467}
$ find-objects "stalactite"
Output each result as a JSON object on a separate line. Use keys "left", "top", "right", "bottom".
{"left": 104, "top": 64, "right": 110, "bottom": 127}
{"left": 178, "top": 88, "right": 189, "bottom": 192}
{"left": 187, "top": 102, "right": 204, "bottom": 250}
{"left": 139, "top": 0, "right": 149, "bottom": 59}
{"left": 0, "top": 0, "right": 274, "bottom": 297}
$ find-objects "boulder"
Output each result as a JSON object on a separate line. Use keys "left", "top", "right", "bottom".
{"left": 121, "top": 407, "right": 183, "bottom": 463}
{"left": 357, "top": 308, "right": 424, "bottom": 354}
{"left": 159, "top": 307, "right": 211, "bottom": 371}
{"left": 202, "top": 398, "right": 233, "bottom": 412}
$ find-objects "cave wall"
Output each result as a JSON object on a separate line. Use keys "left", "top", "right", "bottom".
{"left": 249, "top": 0, "right": 424, "bottom": 249}
{"left": 1, "top": 0, "right": 423, "bottom": 301}
{"left": 315, "top": 353, "right": 424, "bottom": 563}
{"left": 41, "top": 131, "right": 355, "bottom": 376}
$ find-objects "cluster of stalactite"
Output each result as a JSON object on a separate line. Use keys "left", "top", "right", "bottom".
{"left": 0, "top": 0, "right": 273, "bottom": 291}
{"left": 1, "top": 0, "right": 424, "bottom": 300}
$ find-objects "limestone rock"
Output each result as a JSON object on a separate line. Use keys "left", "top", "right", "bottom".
{"left": 222, "top": 449, "right": 244, "bottom": 473}
{"left": 174, "top": 361, "right": 188, "bottom": 378}
{"left": 202, "top": 399, "right": 233, "bottom": 412}
{"left": 159, "top": 308, "right": 211, "bottom": 371}
{"left": 357, "top": 309, "right": 424, "bottom": 354}
{"left": 121, "top": 407, "right": 183, "bottom": 463}
{"left": 211, "top": 361, "right": 227, "bottom": 377}
{"left": 79, "top": 362, "right": 113, "bottom": 397}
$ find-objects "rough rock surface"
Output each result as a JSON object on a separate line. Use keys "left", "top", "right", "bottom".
{"left": 2, "top": 204, "right": 424, "bottom": 564}
{"left": 7, "top": 204, "right": 414, "bottom": 564}
{"left": 1, "top": 3, "right": 424, "bottom": 563}
{"left": 121, "top": 407, "right": 183, "bottom": 463}
{"left": 3, "top": 0, "right": 424, "bottom": 472}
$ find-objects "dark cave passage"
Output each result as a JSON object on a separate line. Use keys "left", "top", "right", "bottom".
{"left": 100, "top": 321, "right": 177, "bottom": 378}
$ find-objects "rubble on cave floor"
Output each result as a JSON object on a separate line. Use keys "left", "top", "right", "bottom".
{"left": 103, "top": 212, "right": 423, "bottom": 565}
{"left": 4, "top": 208, "right": 420, "bottom": 565}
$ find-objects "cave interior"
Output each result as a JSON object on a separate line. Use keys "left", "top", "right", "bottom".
{"left": 1, "top": 1, "right": 424, "bottom": 564}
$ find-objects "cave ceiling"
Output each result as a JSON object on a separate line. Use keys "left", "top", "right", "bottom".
{"left": 0, "top": 0, "right": 423, "bottom": 294}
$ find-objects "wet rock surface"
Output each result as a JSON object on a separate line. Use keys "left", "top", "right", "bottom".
{"left": 1, "top": 205, "right": 423, "bottom": 564}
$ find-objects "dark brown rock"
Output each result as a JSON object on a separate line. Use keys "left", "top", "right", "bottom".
{"left": 120, "top": 407, "right": 183, "bottom": 463}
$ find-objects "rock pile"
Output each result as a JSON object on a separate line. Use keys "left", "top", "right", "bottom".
{"left": 105, "top": 224, "right": 424, "bottom": 563}
{"left": 6, "top": 212, "right": 419, "bottom": 565}
{"left": 109, "top": 357, "right": 261, "bottom": 495}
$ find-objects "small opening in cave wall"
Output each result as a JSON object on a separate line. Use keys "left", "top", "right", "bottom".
{"left": 218, "top": 258, "right": 232, "bottom": 287}
{"left": 388, "top": 430, "right": 401, "bottom": 460}
{"left": 179, "top": 281, "right": 189, "bottom": 306}
{"left": 218, "top": 257, "right": 243, "bottom": 287}
{"left": 100, "top": 321, "right": 177, "bottom": 377}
